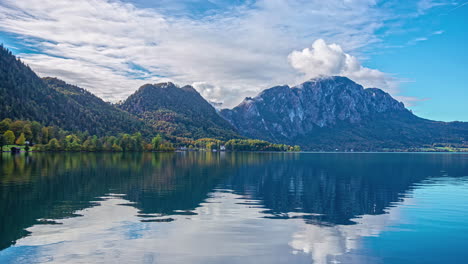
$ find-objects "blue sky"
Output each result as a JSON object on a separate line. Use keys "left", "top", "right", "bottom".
{"left": 367, "top": 2, "right": 468, "bottom": 121}
{"left": 0, "top": 0, "right": 466, "bottom": 121}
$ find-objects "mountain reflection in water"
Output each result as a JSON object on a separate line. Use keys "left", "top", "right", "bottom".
{"left": 0, "top": 152, "right": 467, "bottom": 264}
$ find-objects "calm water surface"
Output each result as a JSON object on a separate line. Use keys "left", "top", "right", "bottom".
{"left": 0, "top": 152, "right": 467, "bottom": 264}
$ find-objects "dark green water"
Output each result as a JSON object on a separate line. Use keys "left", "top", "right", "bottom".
{"left": 0, "top": 152, "right": 467, "bottom": 264}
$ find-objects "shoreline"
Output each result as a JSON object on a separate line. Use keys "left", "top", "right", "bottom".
{"left": 2, "top": 150, "right": 467, "bottom": 154}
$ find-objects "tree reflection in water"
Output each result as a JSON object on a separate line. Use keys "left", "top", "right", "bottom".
{"left": 0, "top": 152, "right": 467, "bottom": 263}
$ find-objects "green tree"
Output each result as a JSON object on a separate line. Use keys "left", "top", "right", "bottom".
{"left": 15, "top": 132, "right": 26, "bottom": 145}
{"left": 22, "top": 124, "right": 33, "bottom": 141}
{"left": 46, "top": 138, "right": 61, "bottom": 151}
{"left": 32, "top": 144, "right": 46, "bottom": 152}
{"left": 41, "top": 127, "right": 49, "bottom": 144}
{"left": 0, "top": 118, "right": 11, "bottom": 134}
{"left": 112, "top": 143, "right": 123, "bottom": 152}
{"left": 103, "top": 136, "right": 117, "bottom": 151}
{"left": 132, "top": 132, "right": 143, "bottom": 151}
{"left": 119, "top": 134, "right": 132, "bottom": 151}
{"left": 9, "top": 120, "right": 24, "bottom": 137}
{"left": 3, "top": 130, "right": 15, "bottom": 145}
{"left": 92, "top": 136, "right": 102, "bottom": 151}
{"left": 0, "top": 135, "right": 4, "bottom": 151}
{"left": 160, "top": 142, "right": 175, "bottom": 151}
{"left": 30, "top": 121, "right": 42, "bottom": 143}
{"left": 47, "top": 126, "right": 59, "bottom": 141}
{"left": 152, "top": 135, "right": 162, "bottom": 151}
{"left": 64, "top": 134, "right": 81, "bottom": 151}
{"left": 82, "top": 137, "right": 95, "bottom": 151}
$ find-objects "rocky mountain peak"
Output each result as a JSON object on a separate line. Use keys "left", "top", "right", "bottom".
{"left": 221, "top": 76, "right": 411, "bottom": 143}
{"left": 138, "top": 82, "right": 177, "bottom": 93}
{"left": 180, "top": 85, "right": 198, "bottom": 93}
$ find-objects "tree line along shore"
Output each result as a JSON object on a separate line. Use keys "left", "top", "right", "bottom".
{"left": 0, "top": 118, "right": 301, "bottom": 153}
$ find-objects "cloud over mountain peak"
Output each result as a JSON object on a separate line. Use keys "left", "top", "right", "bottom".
{"left": 288, "top": 39, "right": 395, "bottom": 94}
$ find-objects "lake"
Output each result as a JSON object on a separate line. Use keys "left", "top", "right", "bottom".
{"left": 0, "top": 152, "right": 467, "bottom": 263}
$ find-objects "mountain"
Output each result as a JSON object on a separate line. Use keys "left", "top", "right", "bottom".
{"left": 119, "top": 83, "right": 239, "bottom": 140}
{"left": 0, "top": 45, "right": 148, "bottom": 136}
{"left": 42, "top": 77, "right": 150, "bottom": 135}
{"left": 221, "top": 76, "right": 468, "bottom": 150}
{"left": 2, "top": 45, "right": 466, "bottom": 150}
{"left": 0, "top": 45, "right": 238, "bottom": 140}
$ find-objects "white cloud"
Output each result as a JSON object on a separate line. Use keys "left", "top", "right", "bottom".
{"left": 11, "top": 193, "right": 300, "bottom": 263}
{"left": 10, "top": 191, "right": 409, "bottom": 264}
{"left": 417, "top": 0, "right": 455, "bottom": 14}
{"left": 289, "top": 200, "right": 407, "bottom": 264}
{"left": 0, "top": 0, "right": 390, "bottom": 106}
{"left": 406, "top": 30, "right": 444, "bottom": 46}
{"left": 192, "top": 82, "right": 224, "bottom": 104}
{"left": 0, "top": 0, "right": 432, "bottom": 107}
{"left": 288, "top": 39, "right": 397, "bottom": 93}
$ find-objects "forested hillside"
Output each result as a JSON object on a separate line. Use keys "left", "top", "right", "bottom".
{"left": 0, "top": 45, "right": 149, "bottom": 136}
{"left": 43, "top": 77, "right": 150, "bottom": 135}
{"left": 119, "top": 83, "right": 240, "bottom": 140}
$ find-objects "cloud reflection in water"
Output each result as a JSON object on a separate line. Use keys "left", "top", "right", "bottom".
{"left": 5, "top": 189, "right": 415, "bottom": 264}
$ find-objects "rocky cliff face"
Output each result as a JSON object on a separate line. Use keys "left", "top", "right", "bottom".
{"left": 221, "top": 76, "right": 467, "bottom": 150}
{"left": 221, "top": 76, "right": 411, "bottom": 142}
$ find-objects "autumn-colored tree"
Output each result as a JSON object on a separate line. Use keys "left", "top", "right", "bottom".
{"left": 206, "top": 142, "right": 215, "bottom": 151}
{"left": 15, "top": 132, "right": 26, "bottom": 145}
{"left": 159, "top": 142, "right": 175, "bottom": 152}
{"left": 144, "top": 143, "right": 153, "bottom": 151}
{"left": 112, "top": 143, "right": 123, "bottom": 152}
